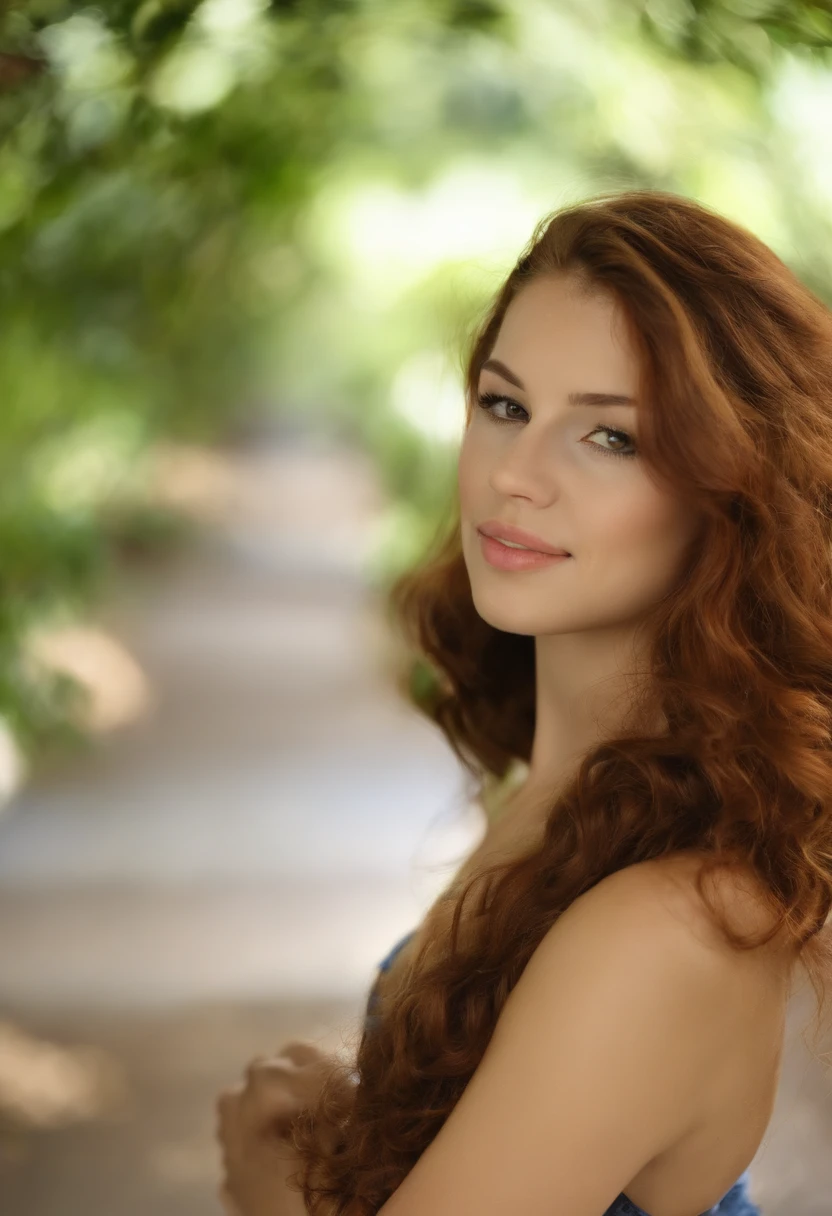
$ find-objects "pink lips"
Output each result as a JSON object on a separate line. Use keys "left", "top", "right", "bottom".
{"left": 477, "top": 519, "right": 570, "bottom": 556}
{"left": 478, "top": 531, "right": 572, "bottom": 572}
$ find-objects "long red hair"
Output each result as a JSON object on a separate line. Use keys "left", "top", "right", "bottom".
{"left": 288, "top": 188, "right": 832, "bottom": 1214}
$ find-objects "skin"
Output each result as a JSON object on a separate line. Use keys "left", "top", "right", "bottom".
{"left": 458, "top": 270, "right": 703, "bottom": 815}
{"left": 216, "top": 1041, "right": 353, "bottom": 1215}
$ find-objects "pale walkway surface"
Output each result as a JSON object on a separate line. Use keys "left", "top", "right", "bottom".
{"left": 0, "top": 423, "right": 829, "bottom": 1215}
{"left": 0, "top": 425, "right": 474, "bottom": 1008}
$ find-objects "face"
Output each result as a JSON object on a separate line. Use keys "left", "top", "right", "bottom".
{"left": 458, "top": 272, "right": 702, "bottom": 640}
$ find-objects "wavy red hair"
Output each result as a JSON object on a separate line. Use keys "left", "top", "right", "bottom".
{"left": 287, "top": 188, "right": 832, "bottom": 1214}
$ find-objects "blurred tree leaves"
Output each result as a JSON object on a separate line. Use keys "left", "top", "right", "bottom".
{"left": 0, "top": 0, "right": 831, "bottom": 766}
{"left": 637, "top": 0, "right": 832, "bottom": 79}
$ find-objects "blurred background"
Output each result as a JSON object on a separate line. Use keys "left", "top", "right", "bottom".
{"left": 0, "top": 1, "right": 832, "bottom": 1212}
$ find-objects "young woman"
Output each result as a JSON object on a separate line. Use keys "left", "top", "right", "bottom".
{"left": 217, "top": 188, "right": 832, "bottom": 1215}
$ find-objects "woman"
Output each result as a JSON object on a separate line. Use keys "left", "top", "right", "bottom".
{"left": 217, "top": 188, "right": 832, "bottom": 1215}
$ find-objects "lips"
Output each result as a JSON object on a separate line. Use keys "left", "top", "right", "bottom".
{"left": 477, "top": 519, "right": 570, "bottom": 556}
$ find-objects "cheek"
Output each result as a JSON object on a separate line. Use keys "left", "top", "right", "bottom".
{"left": 457, "top": 431, "right": 483, "bottom": 511}
{"left": 600, "top": 495, "right": 696, "bottom": 591}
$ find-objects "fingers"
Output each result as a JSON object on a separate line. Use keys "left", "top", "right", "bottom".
{"left": 219, "top": 1066, "right": 307, "bottom": 1146}
{"left": 214, "top": 1052, "right": 330, "bottom": 1216}
{"left": 245, "top": 1061, "right": 305, "bottom": 1125}
{"left": 216, "top": 1043, "right": 332, "bottom": 1163}
{"left": 244, "top": 1054, "right": 276, "bottom": 1086}
{"left": 216, "top": 1084, "right": 243, "bottom": 1143}
{"left": 244, "top": 1054, "right": 327, "bottom": 1123}
{"left": 276, "top": 1039, "right": 325, "bottom": 1066}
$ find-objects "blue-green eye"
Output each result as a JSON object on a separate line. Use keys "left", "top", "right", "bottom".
{"left": 475, "top": 392, "right": 638, "bottom": 460}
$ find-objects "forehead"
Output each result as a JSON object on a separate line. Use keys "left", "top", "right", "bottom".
{"left": 488, "top": 274, "right": 640, "bottom": 395}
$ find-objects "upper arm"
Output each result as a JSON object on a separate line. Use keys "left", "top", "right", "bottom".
{"left": 377, "top": 866, "right": 741, "bottom": 1216}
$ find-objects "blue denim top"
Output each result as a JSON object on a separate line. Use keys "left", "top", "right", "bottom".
{"left": 365, "top": 930, "right": 761, "bottom": 1216}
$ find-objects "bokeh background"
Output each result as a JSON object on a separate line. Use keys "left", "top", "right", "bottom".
{"left": 1, "top": 1, "right": 832, "bottom": 1213}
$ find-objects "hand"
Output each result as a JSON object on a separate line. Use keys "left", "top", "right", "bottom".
{"left": 216, "top": 1040, "right": 348, "bottom": 1216}
{"left": 217, "top": 1096, "right": 307, "bottom": 1216}
{"left": 226, "top": 1040, "right": 335, "bottom": 1140}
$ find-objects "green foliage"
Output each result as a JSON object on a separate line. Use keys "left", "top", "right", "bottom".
{"left": 0, "top": 0, "right": 831, "bottom": 767}
{"left": 638, "top": 0, "right": 832, "bottom": 75}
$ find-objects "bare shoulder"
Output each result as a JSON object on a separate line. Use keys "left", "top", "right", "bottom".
{"left": 638, "top": 850, "right": 790, "bottom": 947}
{"left": 584, "top": 851, "right": 797, "bottom": 989}
{"left": 520, "top": 852, "right": 766, "bottom": 1016}
{"left": 524, "top": 850, "right": 794, "bottom": 1060}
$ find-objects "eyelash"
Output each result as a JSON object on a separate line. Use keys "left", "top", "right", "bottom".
{"left": 476, "top": 392, "right": 638, "bottom": 460}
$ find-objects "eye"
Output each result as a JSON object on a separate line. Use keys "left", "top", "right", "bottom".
{"left": 477, "top": 391, "right": 527, "bottom": 424}
{"left": 475, "top": 392, "right": 638, "bottom": 460}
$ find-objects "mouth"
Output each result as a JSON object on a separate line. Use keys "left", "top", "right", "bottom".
{"left": 476, "top": 524, "right": 570, "bottom": 557}
{"left": 477, "top": 530, "right": 572, "bottom": 571}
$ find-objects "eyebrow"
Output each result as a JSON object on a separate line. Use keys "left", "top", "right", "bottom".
{"left": 480, "top": 358, "right": 637, "bottom": 408}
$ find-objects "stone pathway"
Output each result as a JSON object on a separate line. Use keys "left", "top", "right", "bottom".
{"left": 0, "top": 422, "right": 478, "bottom": 1215}
{"left": 0, "top": 423, "right": 829, "bottom": 1214}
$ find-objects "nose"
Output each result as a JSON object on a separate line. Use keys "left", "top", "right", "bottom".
{"left": 488, "top": 426, "right": 562, "bottom": 504}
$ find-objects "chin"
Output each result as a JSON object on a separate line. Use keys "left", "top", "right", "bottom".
{"left": 469, "top": 591, "right": 544, "bottom": 638}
